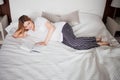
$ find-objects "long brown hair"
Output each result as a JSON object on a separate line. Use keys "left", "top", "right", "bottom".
{"left": 16, "top": 15, "right": 33, "bottom": 35}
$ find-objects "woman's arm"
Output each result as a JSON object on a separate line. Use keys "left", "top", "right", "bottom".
{"left": 44, "top": 21, "right": 55, "bottom": 44}
{"left": 36, "top": 21, "right": 55, "bottom": 45}
{"left": 12, "top": 30, "right": 27, "bottom": 38}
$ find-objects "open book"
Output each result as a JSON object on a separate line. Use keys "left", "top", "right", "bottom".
{"left": 20, "top": 41, "right": 42, "bottom": 53}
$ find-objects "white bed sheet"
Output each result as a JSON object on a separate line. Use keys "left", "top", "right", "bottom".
{"left": 0, "top": 13, "right": 120, "bottom": 80}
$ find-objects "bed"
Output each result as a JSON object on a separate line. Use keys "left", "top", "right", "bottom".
{"left": 0, "top": 0, "right": 120, "bottom": 80}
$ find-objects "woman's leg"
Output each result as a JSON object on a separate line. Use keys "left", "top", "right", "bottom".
{"left": 96, "top": 37, "right": 102, "bottom": 42}
{"left": 77, "top": 37, "right": 101, "bottom": 42}
{"left": 97, "top": 41, "right": 110, "bottom": 46}
{"left": 75, "top": 37, "right": 96, "bottom": 42}
{"left": 62, "top": 23, "right": 99, "bottom": 50}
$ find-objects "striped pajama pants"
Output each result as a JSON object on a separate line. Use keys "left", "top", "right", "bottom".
{"left": 62, "top": 23, "right": 99, "bottom": 50}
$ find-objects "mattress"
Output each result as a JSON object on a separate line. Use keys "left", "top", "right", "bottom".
{"left": 0, "top": 13, "right": 120, "bottom": 80}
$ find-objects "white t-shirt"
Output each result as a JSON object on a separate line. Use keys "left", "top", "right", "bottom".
{"left": 27, "top": 17, "right": 48, "bottom": 42}
{"left": 27, "top": 17, "right": 65, "bottom": 43}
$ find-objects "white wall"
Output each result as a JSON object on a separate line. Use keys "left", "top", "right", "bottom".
{"left": 9, "top": 0, "right": 106, "bottom": 21}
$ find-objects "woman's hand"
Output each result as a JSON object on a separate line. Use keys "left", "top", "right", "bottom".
{"left": 12, "top": 33, "right": 27, "bottom": 38}
{"left": 35, "top": 42, "right": 47, "bottom": 46}
{"left": 12, "top": 29, "right": 27, "bottom": 38}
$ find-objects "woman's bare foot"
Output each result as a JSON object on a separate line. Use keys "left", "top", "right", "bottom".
{"left": 96, "top": 37, "right": 102, "bottom": 42}
{"left": 97, "top": 41, "right": 110, "bottom": 46}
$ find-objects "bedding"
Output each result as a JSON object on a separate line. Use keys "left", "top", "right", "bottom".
{"left": 5, "top": 21, "right": 18, "bottom": 34}
{"left": 0, "top": 13, "right": 120, "bottom": 80}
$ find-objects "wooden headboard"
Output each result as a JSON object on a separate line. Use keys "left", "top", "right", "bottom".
{"left": 103, "top": 0, "right": 115, "bottom": 23}
{"left": 0, "top": 0, "right": 11, "bottom": 23}
{"left": 103, "top": 0, "right": 120, "bottom": 23}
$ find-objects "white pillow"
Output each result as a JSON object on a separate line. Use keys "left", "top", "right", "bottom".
{"left": 5, "top": 22, "right": 18, "bottom": 34}
{"left": 51, "top": 22, "right": 66, "bottom": 42}
{"left": 42, "top": 11, "right": 80, "bottom": 26}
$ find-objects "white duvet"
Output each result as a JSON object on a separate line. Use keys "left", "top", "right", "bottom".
{"left": 0, "top": 13, "right": 120, "bottom": 80}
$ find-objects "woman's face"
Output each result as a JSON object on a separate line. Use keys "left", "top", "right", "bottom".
{"left": 23, "top": 21, "right": 33, "bottom": 30}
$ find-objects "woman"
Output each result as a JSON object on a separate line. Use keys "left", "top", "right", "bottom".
{"left": 13, "top": 15, "right": 109, "bottom": 50}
